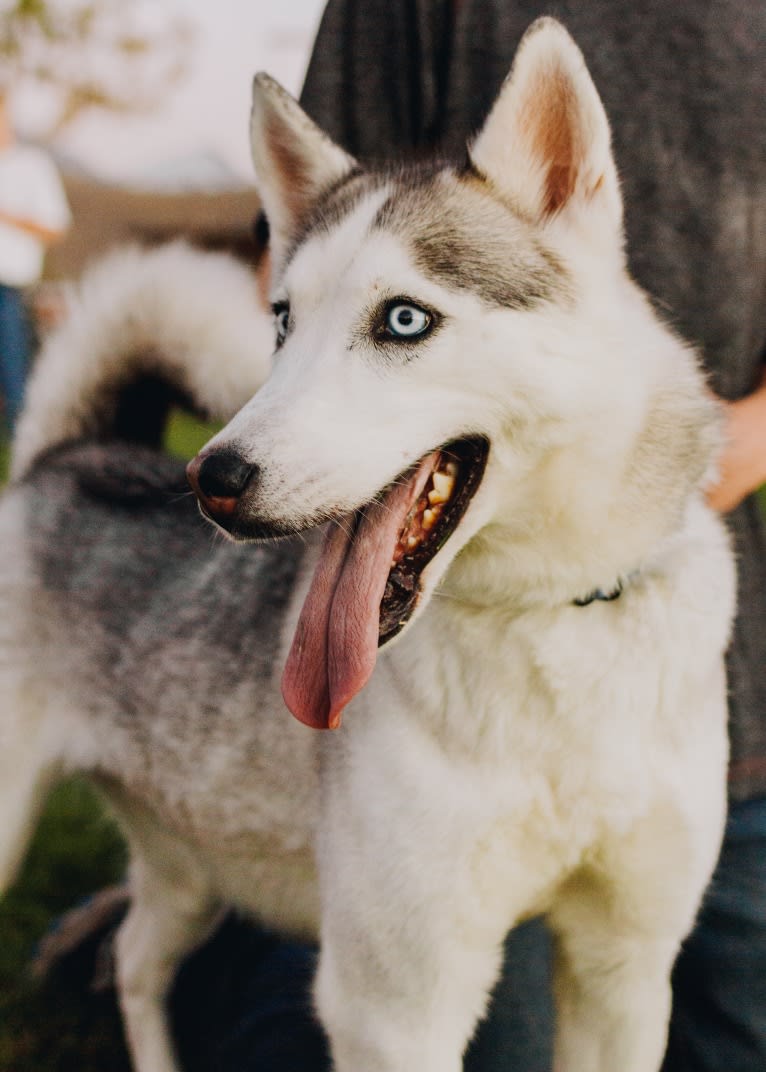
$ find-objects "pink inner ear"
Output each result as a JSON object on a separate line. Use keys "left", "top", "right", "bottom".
{"left": 544, "top": 160, "right": 577, "bottom": 216}
{"left": 521, "top": 66, "right": 582, "bottom": 216}
{"left": 266, "top": 115, "right": 315, "bottom": 227}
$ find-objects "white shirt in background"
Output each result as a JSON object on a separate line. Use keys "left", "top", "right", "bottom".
{"left": 0, "top": 144, "right": 71, "bottom": 287}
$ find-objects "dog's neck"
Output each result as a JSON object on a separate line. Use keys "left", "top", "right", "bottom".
{"left": 442, "top": 391, "right": 716, "bottom": 614}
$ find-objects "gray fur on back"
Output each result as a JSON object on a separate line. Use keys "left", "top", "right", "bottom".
{"left": 7, "top": 444, "right": 319, "bottom": 862}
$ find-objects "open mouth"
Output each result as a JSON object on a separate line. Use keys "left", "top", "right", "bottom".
{"left": 379, "top": 436, "right": 489, "bottom": 644}
{"left": 282, "top": 435, "right": 489, "bottom": 730}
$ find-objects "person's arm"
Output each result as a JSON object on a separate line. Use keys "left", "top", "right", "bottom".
{"left": 707, "top": 368, "right": 766, "bottom": 512}
{"left": 0, "top": 206, "right": 66, "bottom": 245}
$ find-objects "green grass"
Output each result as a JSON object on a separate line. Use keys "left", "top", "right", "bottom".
{"left": 0, "top": 438, "right": 9, "bottom": 483}
{"left": 164, "top": 408, "right": 223, "bottom": 461}
{"left": 0, "top": 781, "right": 128, "bottom": 1072}
{"left": 0, "top": 781, "right": 125, "bottom": 988}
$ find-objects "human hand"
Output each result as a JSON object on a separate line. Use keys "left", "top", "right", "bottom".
{"left": 706, "top": 368, "right": 766, "bottom": 513}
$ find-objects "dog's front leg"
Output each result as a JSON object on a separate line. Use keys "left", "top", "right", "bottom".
{"left": 315, "top": 898, "right": 504, "bottom": 1072}
{"left": 313, "top": 736, "right": 510, "bottom": 1072}
{"left": 551, "top": 923, "right": 676, "bottom": 1072}
{"left": 548, "top": 789, "right": 726, "bottom": 1072}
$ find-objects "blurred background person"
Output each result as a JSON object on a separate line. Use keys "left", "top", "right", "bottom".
{"left": 0, "top": 89, "right": 70, "bottom": 433}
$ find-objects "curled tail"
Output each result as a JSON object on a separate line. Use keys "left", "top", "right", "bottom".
{"left": 12, "top": 242, "right": 273, "bottom": 480}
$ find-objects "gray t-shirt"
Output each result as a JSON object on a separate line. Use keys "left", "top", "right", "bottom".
{"left": 300, "top": 0, "right": 766, "bottom": 801}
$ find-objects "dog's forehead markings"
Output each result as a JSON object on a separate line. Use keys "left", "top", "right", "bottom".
{"left": 285, "top": 169, "right": 387, "bottom": 267}
{"left": 372, "top": 168, "right": 568, "bottom": 310}
{"left": 284, "top": 162, "right": 568, "bottom": 311}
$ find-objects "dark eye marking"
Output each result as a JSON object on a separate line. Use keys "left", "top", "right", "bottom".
{"left": 272, "top": 300, "right": 290, "bottom": 348}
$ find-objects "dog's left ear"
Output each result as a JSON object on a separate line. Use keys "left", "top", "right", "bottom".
{"left": 470, "top": 18, "right": 622, "bottom": 235}
{"left": 250, "top": 74, "right": 357, "bottom": 270}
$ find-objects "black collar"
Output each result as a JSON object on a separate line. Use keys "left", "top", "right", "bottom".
{"left": 573, "top": 579, "right": 623, "bottom": 607}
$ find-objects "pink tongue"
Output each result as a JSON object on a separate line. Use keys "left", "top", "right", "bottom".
{"left": 282, "top": 455, "right": 437, "bottom": 729}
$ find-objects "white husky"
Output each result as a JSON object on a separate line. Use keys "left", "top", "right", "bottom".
{"left": 1, "top": 18, "right": 734, "bottom": 1072}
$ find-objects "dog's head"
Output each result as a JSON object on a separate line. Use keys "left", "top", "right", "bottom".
{"left": 188, "top": 18, "right": 717, "bottom": 729}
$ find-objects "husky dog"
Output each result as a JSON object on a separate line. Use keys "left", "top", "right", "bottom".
{"left": 0, "top": 19, "right": 736, "bottom": 1072}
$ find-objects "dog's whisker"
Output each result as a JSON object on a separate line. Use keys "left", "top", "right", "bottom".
{"left": 165, "top": 490, "right": 197, "bottom": 506}
{"left": 330, "top": 516, "right": 355, "bottom": 541}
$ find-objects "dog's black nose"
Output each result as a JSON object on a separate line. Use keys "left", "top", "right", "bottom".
{"left": 195, "top": 451, "right": 255, "bottom": 500}
{"left": 187, "top": 450, "right": 257, "bottom": 528}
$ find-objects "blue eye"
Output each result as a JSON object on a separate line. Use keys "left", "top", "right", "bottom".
{"left": 385, "top": 303, "right": 431, "bottom": 339}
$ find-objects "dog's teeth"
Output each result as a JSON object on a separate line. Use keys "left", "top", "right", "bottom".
{"left": 444, "top": 461, "right": 459, "bottom": 478}
{"left": 423, "top": 509, "right": 436, "bottom": 530}
{"left": 429, "top": 472, "right": 455, "bottom": 504}
{"left": 407, "top": 536, "right": 419, "bottom": 549}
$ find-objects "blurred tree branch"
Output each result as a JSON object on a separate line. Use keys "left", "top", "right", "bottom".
{"left": 0, "top": 0, "right": 193, "bottom": 137}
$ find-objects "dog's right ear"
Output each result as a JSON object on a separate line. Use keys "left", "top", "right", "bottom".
{"left": 469, "top": 18, "right": 622, "bottom": 239}
{"left": 250, "top": 74, "right": 357, "bottom": 271}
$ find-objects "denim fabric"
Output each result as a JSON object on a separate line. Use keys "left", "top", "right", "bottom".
{"left": 171, "top": 918, "right": 554, "bottom": 1072}
{"left": 663, "top": 796, "right": 766, "bottom": 1072}
{"left": 171, "top": 919, "right": 330, "bottom": 1072}
{"left": 0, "top": 282, "right": 30, "bottom": 432}
{"left": 465, "top": 919, "right": 554, "bottom": 1072}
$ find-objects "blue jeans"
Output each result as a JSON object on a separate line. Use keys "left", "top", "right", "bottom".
{"left": 0, "top": 282, "right": 30, "bottom": 433}
{"left": 171, "top": 797, "right": 766, "bottom": 1071}
{"left": 662, "top": 796, "right": 766, "bottom": 1071}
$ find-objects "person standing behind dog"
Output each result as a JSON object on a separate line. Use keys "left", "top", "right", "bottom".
{"left": 0, "top": 91, "right": 70, "bottom": 434}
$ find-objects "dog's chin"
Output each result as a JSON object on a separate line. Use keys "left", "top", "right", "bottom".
{"left": 198, "top": 507, "right": 320, "bottom": 544}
